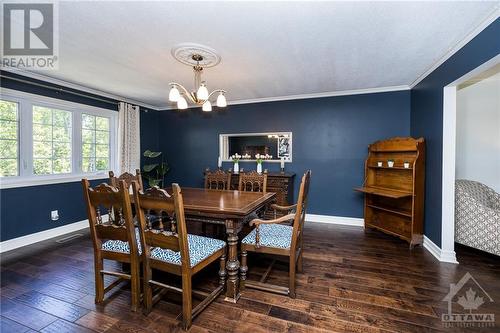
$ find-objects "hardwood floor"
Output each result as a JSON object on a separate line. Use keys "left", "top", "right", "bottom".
{"left": 1, "top": 223, "right": 499, "bottom": 332}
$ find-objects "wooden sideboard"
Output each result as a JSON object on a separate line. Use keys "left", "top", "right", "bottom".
{"left": 232, "top": 172, "right": 295, "bottom": 207}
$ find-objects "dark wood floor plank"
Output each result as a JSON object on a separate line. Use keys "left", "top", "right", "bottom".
{"left": 74, "top": 311, "right": 119, "bottom": 332}
{"left": 39, "top": 319, "right": 94, "bottom": 333}
{"left": 14, "top": 290, "right": 90, "bottom": 322}
{"left": 2, "top": 223, "right": 500, "bottom": 332}
{"left": 0, "top": 316, "right": 35, "bottom": 333}
{"left": 1, "top": 298, "right": 58, "bottom": 330}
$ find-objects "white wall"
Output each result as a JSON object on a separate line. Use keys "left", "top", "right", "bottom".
{"left": 456, "top": 72, "right": 500, "bottom": 192}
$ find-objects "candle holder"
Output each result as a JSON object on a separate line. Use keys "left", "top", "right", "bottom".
{"left": 280, "top": 166, "right": 285, "bottom": 174}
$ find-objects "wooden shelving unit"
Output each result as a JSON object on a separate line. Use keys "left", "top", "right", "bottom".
{"left": 354, "top": 137, "right": 425, "bottom": 247}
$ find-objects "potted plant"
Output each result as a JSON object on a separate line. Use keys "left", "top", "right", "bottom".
{"left": 255, "top": 154, "right": 271, "bottom": 174}
{"left": 404, "top": 161, "right": 410, "bottom": 169}
{"left": 387, "top": 159, "right": 395, "bottom": 168}
{"left": 142, "top": 150, "right": 169, "bottom": 187}
{"left": 231, "top": 153, "right": 241, "bottom": 173}
{"left": 377, "top": 161, "right": 383, "bottom": 167}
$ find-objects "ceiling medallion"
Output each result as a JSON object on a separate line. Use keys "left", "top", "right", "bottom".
{"left": 168, "top": 43, "right": 226, "bottom": 111}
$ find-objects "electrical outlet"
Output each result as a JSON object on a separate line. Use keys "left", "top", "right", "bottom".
{"left": 51, "top": 210, "right": 59, "bottom": 221}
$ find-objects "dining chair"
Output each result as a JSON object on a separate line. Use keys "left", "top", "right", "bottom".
{"left": 204, "top": 169, "right": 232, "bottom": 190}
{"left": 201, "top": 169, "right": 232, "bottom": 236}
{"left": 238, "top": 171, "right": 267, "bottom": 193}
{"left": 240, "top": 170, "right": 311, "bottom": 298}
{"left": 81, "top": 179, "right": 142, "bottom": 312}
{"left": 132, "top": 182, "right": 227, "bottom": 330}
{"left": 109, "top": 169, "right": 144, "bottom": 191}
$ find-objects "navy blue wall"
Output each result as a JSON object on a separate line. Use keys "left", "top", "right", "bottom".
{"left": 158, "top": 91, "right": 411, "bottom": 217}
{"left": 0, "top": 72, "right": 159, "bottom": 241}
{"left": 6, "top": 14, "right": 496, "bottom": 244}
{"left": 410, "top": 18, "right": 500, "bottom": 247}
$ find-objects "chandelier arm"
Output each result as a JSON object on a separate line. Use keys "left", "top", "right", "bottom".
{"left": 169, "top": 82, "right": 197, "bottom": 104}
{"left": 207, "top": 89, "right": 227, "bottom": 101}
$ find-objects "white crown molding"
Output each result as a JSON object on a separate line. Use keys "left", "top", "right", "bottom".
{"left": 409, "top": 6, "right": 500, "bottom": 89}
{"left": 306, "top": 214, "right": 364, "bottom": 227}
{"left": 1, "top": 67, "right": 160, "bottom": 110}
{"left": 159, "top": 85, "right": 411, "bottom": 110}
{"left": 423, "top": 235, "right": 458, "bottom": 264}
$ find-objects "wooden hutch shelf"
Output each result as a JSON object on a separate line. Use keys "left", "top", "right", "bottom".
{"left": 354, "top": 137, "right": 425, "bottom": 247}
{"left": 354, "top": 186, "right": 413, "bottom": 199}
{"left": 367, "top": 166, "right": 413, "bottom": 170}
{"left": 366, "top": 204, "right": 412, "bottom": 218}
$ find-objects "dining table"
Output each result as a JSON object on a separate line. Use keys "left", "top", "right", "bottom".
{"left": 170, "top": 187, "right": 276, "bottom": 303}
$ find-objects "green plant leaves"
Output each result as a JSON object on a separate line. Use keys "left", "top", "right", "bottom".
{"left": 142, "top": 149, "right": 169, "bottom": 188}
{"left": 143, "top": 163, "right": 159, "bottom": 172}
{"left": 143, "top": 150, "right": 162, "bottom": 158}
{"left": 148, "top": 179, "right": 161, "bottom": 187}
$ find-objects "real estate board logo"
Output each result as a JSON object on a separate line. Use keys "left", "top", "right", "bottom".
{"left": 1, "top": 2, "right": 58, "bottom": 69}
{"left": 442, "top": 272, "right": 495, "bottom": 328}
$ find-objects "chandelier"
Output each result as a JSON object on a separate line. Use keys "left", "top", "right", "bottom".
{"left": 168, "top": 53, "right": 227, "bottom": 112}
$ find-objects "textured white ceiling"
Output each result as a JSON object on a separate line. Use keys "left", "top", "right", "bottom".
{"left": 21, "top": 1, "right": 500, "bottom": 108}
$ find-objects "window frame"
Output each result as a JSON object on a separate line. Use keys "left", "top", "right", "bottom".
{"left": 0, "top": 88, "right": 118, "bottom": 189}
{"left": 0, "top": 98, "right": 20, "bottom": 177}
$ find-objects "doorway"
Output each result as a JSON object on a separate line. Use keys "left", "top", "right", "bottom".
{"left": 441, "top": 55, "right": 500, "bottom": 263}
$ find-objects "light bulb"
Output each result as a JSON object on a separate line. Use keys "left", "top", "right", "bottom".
{"left": 202, "top": 100, "right": 212, "bottom": 112}
{"left": 169, "top": 86, "right": 180, "bottom": 102}
{"left": 177, "top": 96, "right": 187, "bottom": 109}
{"left": 197, "top": 82, "right": 209, "bottom": 100}
{"left": 216, "top": 92, "right": 227, "bottom": 107}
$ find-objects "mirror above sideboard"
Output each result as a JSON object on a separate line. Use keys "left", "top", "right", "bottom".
{"left": 219, "top": 132, "right": 292, "bottom": 162}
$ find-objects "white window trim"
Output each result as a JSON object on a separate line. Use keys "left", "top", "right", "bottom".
{"left": 0, "top": 88, "right": 118, "bottom": 189}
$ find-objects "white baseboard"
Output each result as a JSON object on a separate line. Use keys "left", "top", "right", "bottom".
{"left": 423, "top": 235, "right": 458, "bottom": 264}
{"left": 306, "top": 214, "right": 364, "bottom": 227}
{"left": 0, "top": 220, "right": 89, "bottom": 254}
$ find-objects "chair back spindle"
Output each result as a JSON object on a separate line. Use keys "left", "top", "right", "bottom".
{"left": 205, "top": 169, "right": 232, "bottom": 190}
{"left": 82, "top": 179, "right": 138, "bottom": 255}
{"left": 133, "top": 183, "right": 190, "bottom": 270}
{"left": 238, "top": 171, "right": 267, "bottom": 193}
{"left": 109, "top": 169, "right": 144, "bottom": 191}
{"left": 290, "top": 170, "right": 311, "bottom": 252}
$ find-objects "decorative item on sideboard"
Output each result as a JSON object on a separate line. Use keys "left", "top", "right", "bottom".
{"left": 255, "top": 154, "right": 271, "bottom": 174}
{"left": 231, "top": 153, "right": 241, "bottom": 173}
{"left": 387, "top": 159, "right": 395, "bottom": 168}
{"left": 404, "top": 161, "right": 410, "bottom": 168}
{"left": 280, "top": 157, "right": 285, "bottom": 173}
{"left": 377, "top": 161, "right": 383, "bottom": 167}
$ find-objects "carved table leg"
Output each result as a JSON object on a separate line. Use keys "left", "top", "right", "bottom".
{"left": 240, "top": 249, "right": 248, "bottom": 290}
{"left": 224, "top": 219, "right": 241, "bottom": 303}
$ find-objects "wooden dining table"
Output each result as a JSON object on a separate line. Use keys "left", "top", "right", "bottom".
{"left": 174, "top": 187, "right": 276, "bottom": 303}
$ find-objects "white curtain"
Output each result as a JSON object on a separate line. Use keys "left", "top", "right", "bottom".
{"left": 118, "top": 102, "right": 141, "bottom": 174}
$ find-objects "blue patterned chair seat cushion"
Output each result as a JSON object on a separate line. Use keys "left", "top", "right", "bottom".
{"left": 242, "top": 224, "right": 293, "bottom": 249}
{"left": 101, "top": 228, "right": 142, "bottom": 254}
{"left": 149, "top": 234, "right": 226, "bottom": 267}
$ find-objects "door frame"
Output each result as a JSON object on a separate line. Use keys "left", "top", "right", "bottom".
{"left": 440, "top": 54, "right": 500, "bottom": 263}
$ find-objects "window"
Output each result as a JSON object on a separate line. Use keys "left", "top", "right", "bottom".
{"left": 0, "top": 89, "right": 117, "bottom": 188}
{"left": 0, "top": 100, "right": 19, "bottom": 177}
{"left": 82, "top": 114, "right": 110, "bottom": 172}
{"left": 33, "top": 106, "right": 72, "bottom": 175}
